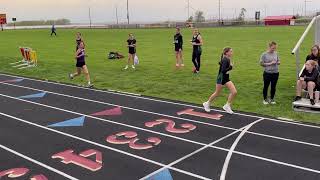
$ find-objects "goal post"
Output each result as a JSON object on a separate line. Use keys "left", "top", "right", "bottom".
{"left": 292, "top": 15, "right": 320, "bottom": 78}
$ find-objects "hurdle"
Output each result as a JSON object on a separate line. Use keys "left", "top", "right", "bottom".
{"left": 10, "top": 47, "right": 29, "bottom": 65}
{"left": 18, "top": 50, "right": 38, "bottom": 69}
{"left": 11, "top": 47, "right": 38, "bottom": 69}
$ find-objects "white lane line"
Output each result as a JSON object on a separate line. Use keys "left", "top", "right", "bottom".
{"left": 220, "top": 119, "right": 263, "bottom": 180}
{"left": 0, "top": 112, "right": 210, "bottom": 180}
{"left": 140, "top": 125, "right": 248, "bottom": 180}
{"left": 1, "top": 73, "right": 319, "bottom": 129}
{"left": 1, "top": 96, "right": 320, "bottom": 176}
{"left": 0, "top": 82, "right": 236, "bottom": 131}
{"left": 0, "top": 144, "right": 78, "bottom": 180}
{"left": 0, "top": 92, "right": 212, "bottom": 147}
{"left": 211, "top": 145, "right": 320, "bottom": 175}
{"left": 1, "top": 82, "right": 320, "bottom": 149}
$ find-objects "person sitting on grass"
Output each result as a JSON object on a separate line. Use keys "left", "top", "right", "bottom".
{"left": 69, "top": 41, "right": 93, "bottom": 88}
{"left": 294, "top": 60, "right": 319, "bottom": 105}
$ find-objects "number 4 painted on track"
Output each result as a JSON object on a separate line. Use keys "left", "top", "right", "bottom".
{"left": 52, "top": 149, "right": 102, "bottom": 172}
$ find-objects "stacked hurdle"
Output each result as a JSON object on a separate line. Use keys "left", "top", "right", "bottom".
{"left": 10, "top": 47, "right": 38, "bottom": 69}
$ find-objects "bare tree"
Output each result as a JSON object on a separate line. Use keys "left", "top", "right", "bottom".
{"left": 195, "top": 11, "right": 205, "bottom": 22}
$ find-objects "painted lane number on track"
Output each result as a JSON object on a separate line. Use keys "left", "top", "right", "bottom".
{"left": 177, "top": 109, "right": 223, "bottom": 120}
{"left": 106, "top": 131, "right": 161, "bottom": 150}
{"left": 52, "top": 149, "right": 102, "bottom": 172}
{"left": 0, "top": 168, "right": 47, "bottom": 179}
{"left": 145, "top": 119, "right": 196, "bottom": 134}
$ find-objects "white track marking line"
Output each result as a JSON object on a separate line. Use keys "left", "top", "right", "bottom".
{"left": 0, "top": 82, "right": 236, "bottom": 131}
{"left": 211, "top": 145, "right": 320, "bottom": 174}
{"left": 0, "top": 92, "right": 211, "bottom": 147}
{"left": 0, "top": 144, "right": 79, "bottom": 180}
{"left": 0, "top": 112, "right": 210, "bottom": 180}
{"left": 1, "top": 82, "right": 320, "bottom": 149}
{"left": 1, "top": 73, "right": 319, "bottom": 129}
{"left": 220, "top": 119, "right": 263, "bottom": 180}
{"left": 1, "top": 95, "right": 320, "bottom": 176}
{"left": 140, "top": 125, "right": 248, "bottom": 180}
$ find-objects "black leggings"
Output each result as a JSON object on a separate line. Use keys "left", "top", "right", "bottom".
{"left": 192, "top": 51, "right": 201, "bottom": 71}
{"left": 51, "top": 31, "right": 57, "bottom": 36}
{"left": 263, "top": 72, "right": 279, "bottom": 100}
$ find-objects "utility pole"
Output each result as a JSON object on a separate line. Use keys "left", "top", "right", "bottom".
{"left": 89, "top": 7, "right": 92, "bottom": 28}
{"left": 218, "top": 0, "right": 221, "bottom": 22}
{"left": 304, "top": 0, "right": 312, "bottom": 17}
{"left": 127, "top": 0, "right": 130, "bottom": 24}
{"left": 116, "top": 5, "right": 119, "bottom": 25}
{"left": 188, "top": 0, "right": 190, "bottom": 19}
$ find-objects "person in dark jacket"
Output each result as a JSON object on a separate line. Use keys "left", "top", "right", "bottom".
{"left": 294, "top": 60, "right": 319, "bottom": 105}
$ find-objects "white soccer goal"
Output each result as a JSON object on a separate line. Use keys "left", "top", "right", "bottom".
{"left": 292, "top": 15, "right": 320, "bottom": 77}
{"left": 292, "top": 15, "right": 320, "bottom": 113}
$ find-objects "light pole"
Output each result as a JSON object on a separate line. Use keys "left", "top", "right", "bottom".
{"left": 304, "top": 0, "right": 312, "bottom": 17}
{"left": 127, "top": 0, "right": 130, "bottom": 24}
{"left": 218, "top": 0, "right": 221, "bottom": 23}
{"left": 88, "top": 7, "right": 92, "bottom": 28}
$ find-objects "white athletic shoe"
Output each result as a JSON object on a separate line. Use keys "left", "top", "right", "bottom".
{"left": 263, "top": 100, "right": 269, "bottom": 105}
{"left": 124, "top": 65, "right": 128, "bottom": 70}
{"left": 203, "top": 101, "right": 211, "bottom": 112}
{"left": 223, "top": 104, "right": 234, "bottom": 114}
{"left": 132, "top": 65, "right": 135, "bottom": 69}
{"left": 270, "top": 99, "right": 276, "bottom": 105}
{"left": 69, "top": 73, "right": 74, "bottom": 80}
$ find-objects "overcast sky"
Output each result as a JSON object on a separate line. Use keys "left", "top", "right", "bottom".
{"left": 1, "top": 0, "right": 319, "bottom": 23}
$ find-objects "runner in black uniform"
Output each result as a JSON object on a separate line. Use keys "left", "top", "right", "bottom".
{"left": 69, "top": 42, "right": 93, "bottom": 88}
{"left": 174, "top": 27, "right": 184, "bottom": 67}
{"left": 203, "top": 47, "right": 237, "bottom": 114}
{"left": 191, "top": 28, "right": 203, "bottom": 73}
{"left": 124, "top": 33, "right": 137, "bottom": 70}
{"left": 76, "top": 32, "right": 83, "bottom": 51}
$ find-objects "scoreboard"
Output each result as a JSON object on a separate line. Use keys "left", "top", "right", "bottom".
{"left": 0, "top": 14, "right": 7, "bottom": 24}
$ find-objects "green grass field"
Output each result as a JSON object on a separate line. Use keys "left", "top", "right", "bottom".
{"left": 0, "top": 26, "right": 318, "bottom": 123}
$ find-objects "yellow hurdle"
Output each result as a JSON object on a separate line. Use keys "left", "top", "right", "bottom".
{"left": 30, "top": 50, "right": 38, "bottom": 66}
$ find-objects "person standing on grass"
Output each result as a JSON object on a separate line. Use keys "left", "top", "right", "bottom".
{"left": 69, "top": 41, "right": 93, "bottom": 88}
{"left": 76, "top": 32, "right": 83, "bottom": 51}
{"left": 294, "top": 60, "right": 319, "bottom": 105}
{"left": 191, "top": 28, "right": 203, "bottom": 73}
{"left": 124, "top": 33, "right": 137, "bottom": 70}
{"left": 203, "top": 47, "right": 237, "bottom": 114}
{"left": 174, "top": 27, "right": 184, "bottom": 67}
{"left": 260, "top": 41, "right": 281, "bottom": 105}
{"left": 51, "top": 24, "right": 57, "bottom": 36}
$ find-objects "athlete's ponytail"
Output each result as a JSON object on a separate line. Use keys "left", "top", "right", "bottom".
{"left": 219, "top": 47, "right": 232, "bottom": 65}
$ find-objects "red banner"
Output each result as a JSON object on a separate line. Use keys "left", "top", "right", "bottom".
{"left": 0, "top": 14, "right": 7, "bottom": 24}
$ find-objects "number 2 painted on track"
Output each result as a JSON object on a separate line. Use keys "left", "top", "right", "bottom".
{"left": 145, "top": 119, "right": 197, "bottom": 134}
{"left": 106, "top": 131, "right": 161, "bottom": 150}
